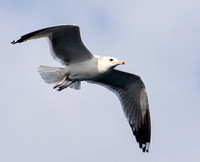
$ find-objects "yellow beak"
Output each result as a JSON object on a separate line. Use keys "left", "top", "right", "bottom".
{"left": 116, "top": 61, "right": 125, "bottom": 65}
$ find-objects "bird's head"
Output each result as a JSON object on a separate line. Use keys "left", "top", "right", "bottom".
{"left": 96, "top": 55, "right": 125, "bottom": 73}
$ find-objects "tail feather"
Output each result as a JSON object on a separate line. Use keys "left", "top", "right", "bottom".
{"left": 68, "top": 81, "right": 81, "bottom": 90}
{"left": 37, "top": 65, "right": 81, "bottom": 90}
{"left": 38, "top": 65, "right": 65, "bottom": 84}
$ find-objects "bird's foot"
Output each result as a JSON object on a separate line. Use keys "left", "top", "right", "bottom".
{"left": 57, "top": 85, "right": 67, "bottom": 91}
{"left": 53, "top": 76, "right": 68, "bottom": 89}
{"left": 57, "top": 81, "right": 75, "bottom": 91}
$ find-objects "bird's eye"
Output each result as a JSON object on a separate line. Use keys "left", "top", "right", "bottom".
{"left": 109, "top": 58, "right": 113, "bottom": 62}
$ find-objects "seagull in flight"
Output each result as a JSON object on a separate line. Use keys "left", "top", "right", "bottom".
{"left": 11, "top": 25, "right": 151, "bottom": 152}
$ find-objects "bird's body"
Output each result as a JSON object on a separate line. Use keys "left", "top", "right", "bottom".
{"left": 61, "top": 58, "right": 99, "bottom": 81}
{"left": 65, "top": 55, "right": 119, "bottom": 81}
{"left": 12, "top": 25, "right": 151, "bottom": 152}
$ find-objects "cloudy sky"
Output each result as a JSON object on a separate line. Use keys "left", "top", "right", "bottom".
{"left": 1, "top": 0, "right": 200, "bottom": 161}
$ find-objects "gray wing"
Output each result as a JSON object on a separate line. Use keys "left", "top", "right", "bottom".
{"left": 90, "top": 69, "right": 151, "bottom": 152}
{"left": 11, "top": 25, "right": 94, "bottom": 64}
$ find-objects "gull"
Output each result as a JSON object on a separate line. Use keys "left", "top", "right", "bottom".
{"left": 11, "top": 25, "right": 151, "bottom": 152}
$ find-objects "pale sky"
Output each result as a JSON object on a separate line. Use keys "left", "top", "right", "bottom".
{"left": 1, "top": 0, "right": 200, "bottom": 161}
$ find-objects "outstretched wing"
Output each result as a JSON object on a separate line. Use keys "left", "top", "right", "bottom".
{"left": 11, "top": 25, "right": 94, "bottom": 65}
{"left": 90, "top": 69, "right": 151, "bottom": 152}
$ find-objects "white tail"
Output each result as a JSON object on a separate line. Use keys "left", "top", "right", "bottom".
{"left": 37, "top": 65, "right": 81, "bottom": 90}
{"left": 38, "top": 65, "right": 65, "bottom": 84}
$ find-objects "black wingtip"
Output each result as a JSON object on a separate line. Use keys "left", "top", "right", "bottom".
{"left": 11, "top": 39, "right": 18, "bottom": 44}
{"left": 131, "top": 122, "right": 151, "bottom": 153}
{"left": 142, "top": 147, "right": 145, "bottom": 152}
{"left": 11, "top": 40, "right": 15, "bottom": 44}
{"left": 11, "top": 37, "right": 23, "bottom": 44}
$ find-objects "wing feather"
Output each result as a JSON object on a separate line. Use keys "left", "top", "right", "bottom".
{"left": 11, "top": 25, "right": 94, "bottom": 65}
{"left": 90, "top": 69, "right": 151, "bottom": 152}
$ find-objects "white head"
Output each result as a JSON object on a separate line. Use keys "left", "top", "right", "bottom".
{"left": 95, "top": 55, "right": 125, "bottom": 74}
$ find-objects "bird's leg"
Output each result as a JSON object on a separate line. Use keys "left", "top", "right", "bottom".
{"left": 53, "top": 76, "right": 68, "bottom": 89}
{"left": 57, "top": 81, "right": 75, "bottom": 91}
